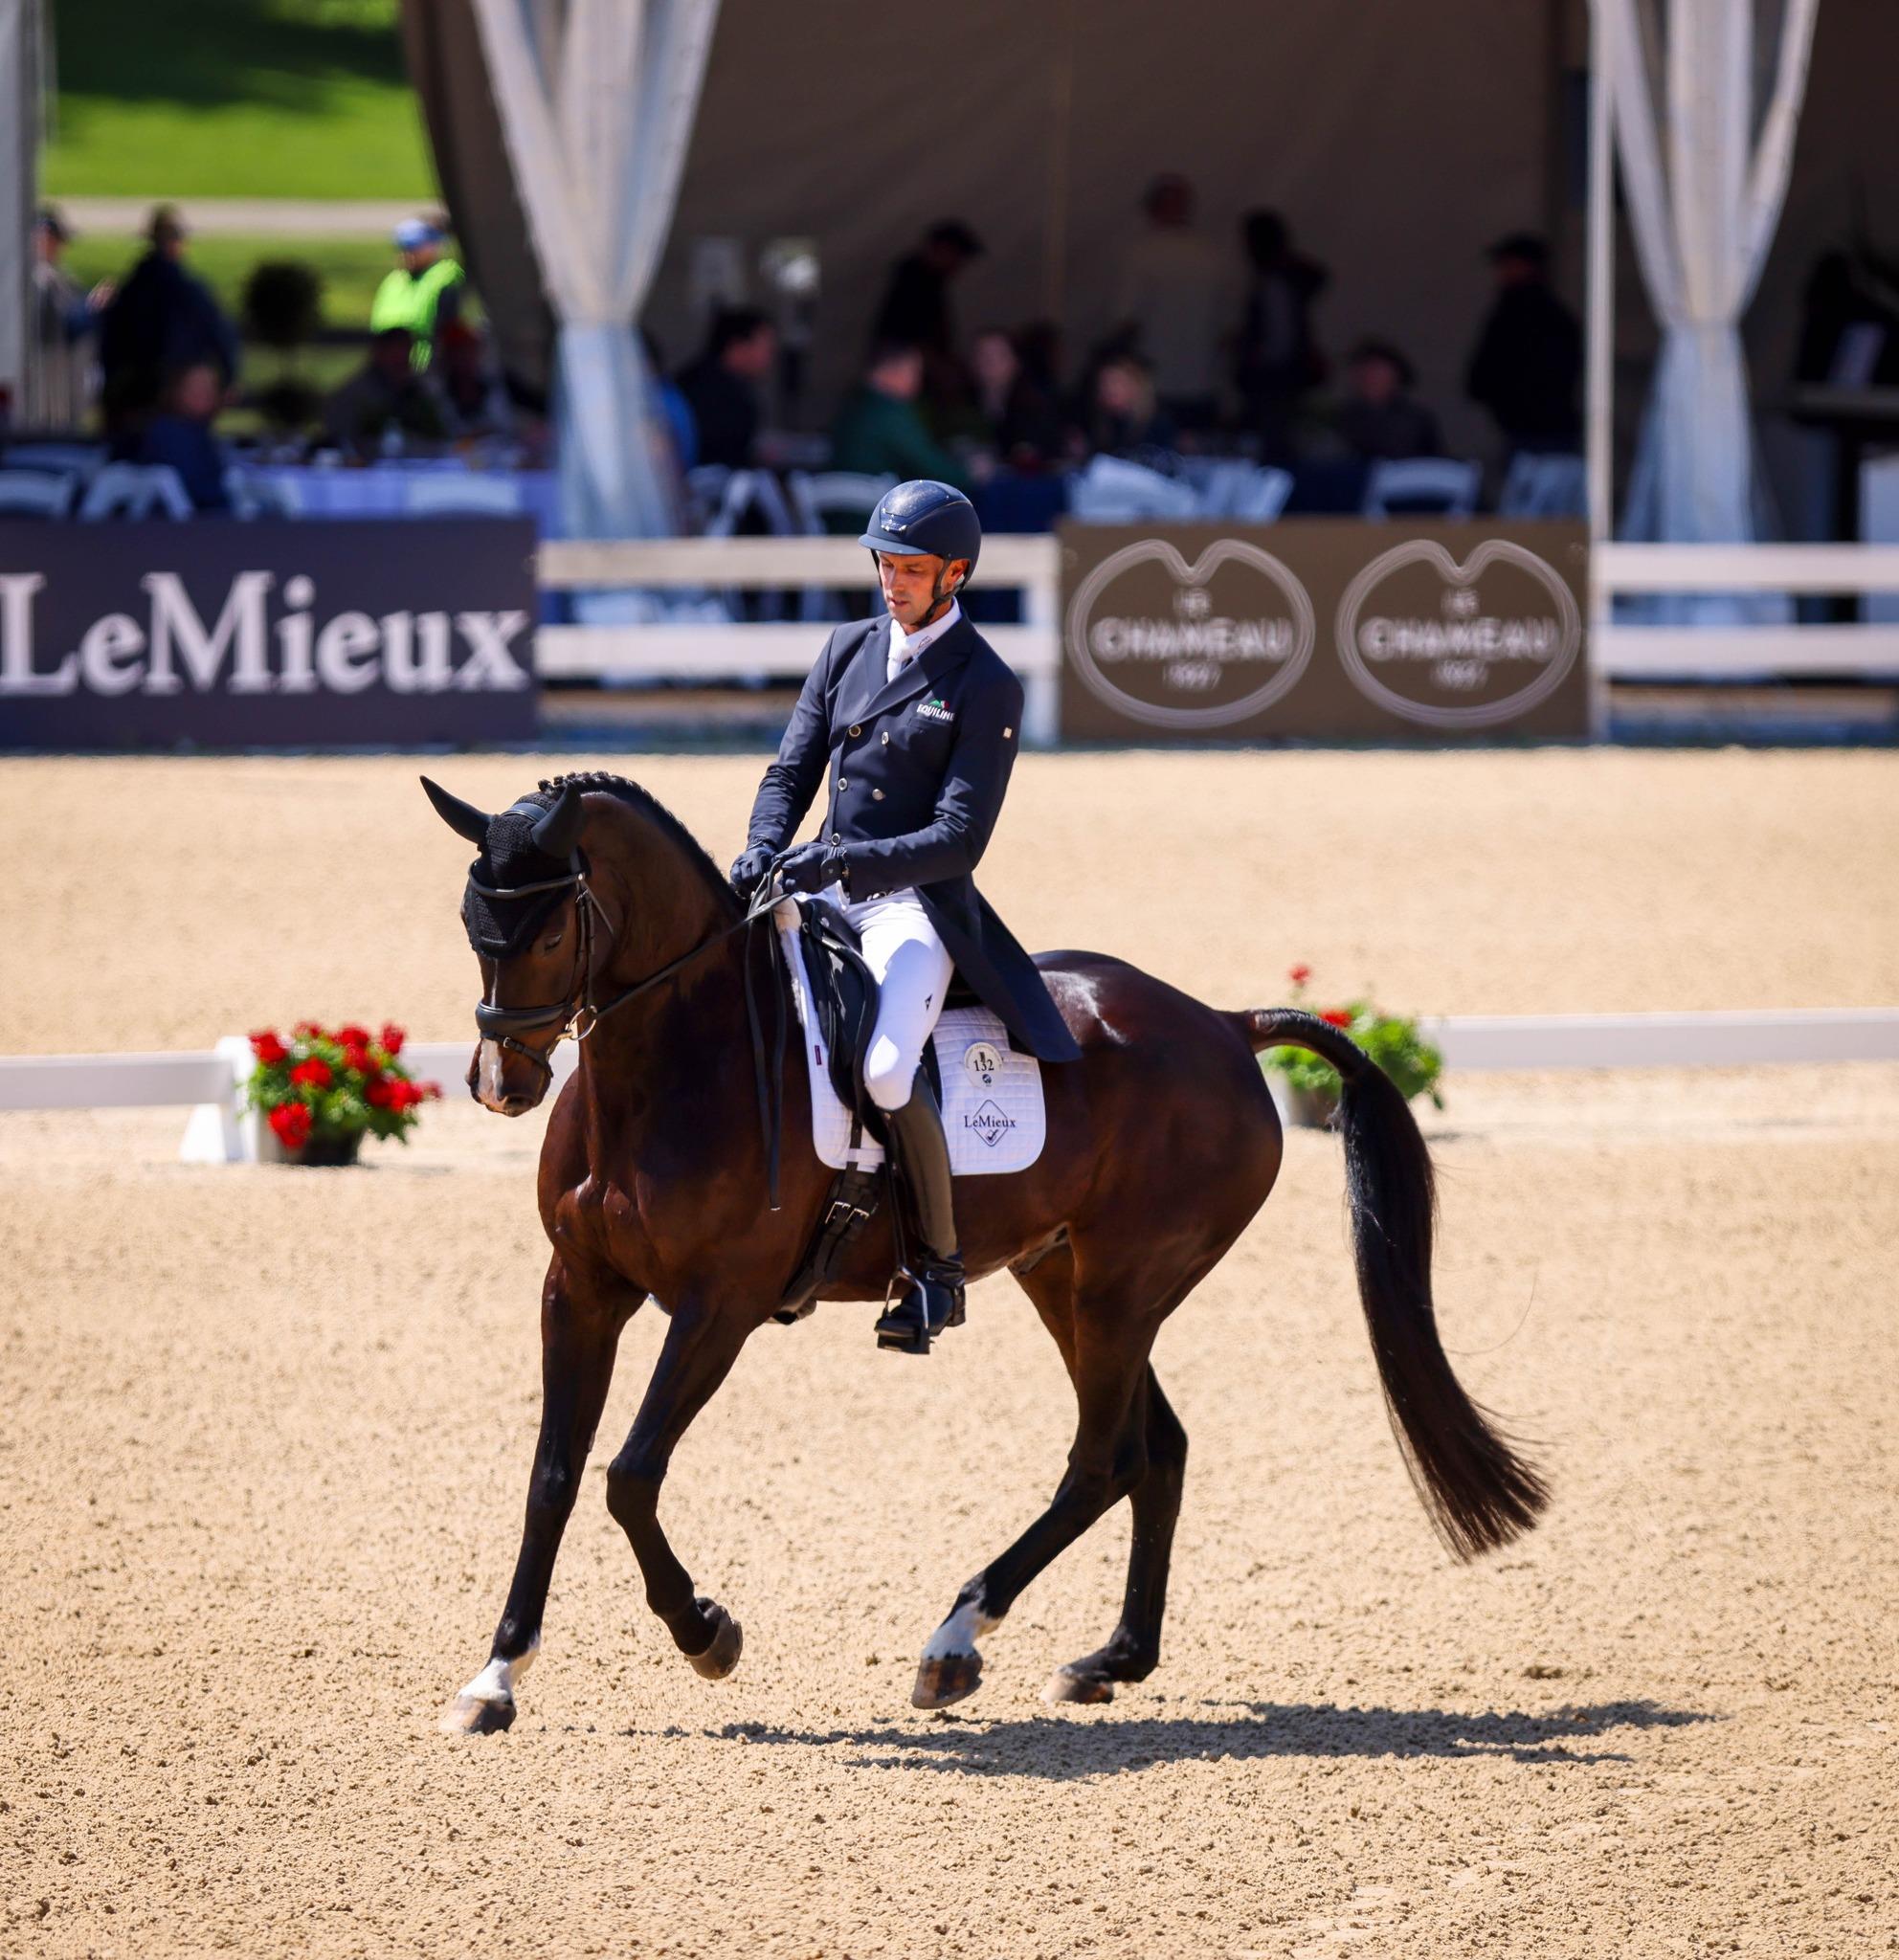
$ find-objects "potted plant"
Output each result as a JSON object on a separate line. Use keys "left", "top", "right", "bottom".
{"left": 245, "top": 1022, "right": 441, "bottom": 1165}
{"left": 1262, "top": 965, "right": 1444, "bottom": 1129}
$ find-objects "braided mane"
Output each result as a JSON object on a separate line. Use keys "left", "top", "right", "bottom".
{"left": 527, "top": 770, "right": 736, "bottom": 912}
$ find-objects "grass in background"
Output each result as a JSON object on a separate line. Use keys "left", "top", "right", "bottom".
{"left": 62, "top": 233, "right": 398, "bottom": 332}
{"left": 40, "top": 0, "right": 434, "bottom": 200}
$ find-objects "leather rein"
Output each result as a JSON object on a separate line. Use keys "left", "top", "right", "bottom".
{"left": 469, "top": 858, "right": 790, "bottom": 1209}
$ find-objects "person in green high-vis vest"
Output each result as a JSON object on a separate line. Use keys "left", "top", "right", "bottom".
{"left": 371, "top": 219, "right": 465, "bottom": 369}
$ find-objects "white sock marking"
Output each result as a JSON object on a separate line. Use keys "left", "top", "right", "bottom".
{"left": 458, "top": 1634, "right": 537, "bottom": 1706}
{"left": 922, "top": 1594, "right": 996, "bottom": 1661}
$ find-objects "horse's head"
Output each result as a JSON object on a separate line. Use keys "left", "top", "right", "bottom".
{"left": 423, "top": 775, "right": 592, "bottom": 1117}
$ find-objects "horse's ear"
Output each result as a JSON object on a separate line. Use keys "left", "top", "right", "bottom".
{"left": 530, "top": 783, "right": 585, "bottom": 860}
{"left": 420, "top": 775, "right": 491, "bottom": 844}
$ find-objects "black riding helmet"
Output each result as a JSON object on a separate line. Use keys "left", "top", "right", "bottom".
{"left": 858, "top": 479, "right": 982, "bottom": 615}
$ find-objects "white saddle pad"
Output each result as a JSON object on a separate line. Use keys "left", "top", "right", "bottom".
{"left": 777, "top": 906, "right": 1046, "bottom": 1175}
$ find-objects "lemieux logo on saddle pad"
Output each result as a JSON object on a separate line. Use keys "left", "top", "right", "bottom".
{"left": 780, "top": 920, "right": 1045, "bottom": 1177}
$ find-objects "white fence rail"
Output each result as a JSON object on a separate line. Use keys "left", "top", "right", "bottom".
{"left": 538, "top": 535, "right": 1063, "bottom": 744}
{"left": 1, "top": 1013, "right": 1892, "bottom": 1164}
{"left": 532, "top": 535, "right": 1899, "bottom": 718}
{"left": 1596, "top": 544, "right": 1899, "bottom": 679}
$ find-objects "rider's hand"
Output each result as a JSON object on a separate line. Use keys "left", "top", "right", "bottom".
{"left": 728, "top": 843, "right": 774, "bottom": 898}
{"left": 775, "top": 841, "right": 846, "bottom": 896}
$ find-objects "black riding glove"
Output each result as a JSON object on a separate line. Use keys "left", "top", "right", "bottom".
{"left": 775, "top": 840, "right": 849, "bottom": 896}
{"left": 728, "top": 843, "right": 774, "bottom": 898}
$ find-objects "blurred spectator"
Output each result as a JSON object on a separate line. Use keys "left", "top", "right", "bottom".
{"left": 677, "top": 305, "right": 775, "bottom": 469}
{"left": 438, "top": 323, "right": 515, "bottom": 442}
{"left": 1335, "top": 339, "right": 1441, "bottom": 461}
{"left": 137, "top": 363, "right": 231, "bottom": 512}
{"left": 99, "top": 206, "right": 240, "bottom": 450}
{"left": 322, "top": 327, "right": 450, "bottom": 457}
{"left": 1113, "top": 174, "right": 1230, "bottom": 431}
{"left": 968, "top": 326, "right": 1063, "bottom": 465}
{"left": 27, "top": 207, "right": 112, "bottom": 431}
{"left": 1464, "top": 232, "right": 1581, "bottom": 455}
{"left": 873, "top": 219, "right": 984, "bottom": 362}
{"left": 1081, "top": 351, "right": 1177, "bottom": 460}
{"left": 829, "top": 341, "right": 968, "bottom": 486}
{"left": 370, "top": 218, "right": 465, "bottom": 369}
{"left": 1234, "top": 209, "right": 1329, "bottom": 463}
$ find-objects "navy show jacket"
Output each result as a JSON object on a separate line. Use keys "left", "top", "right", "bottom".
{"left": 746, "top": 612, "right": 1083, "bottom": 1063}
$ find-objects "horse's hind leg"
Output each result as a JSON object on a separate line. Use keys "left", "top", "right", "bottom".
{"left": 911, "top": 1245, "right": 1156, "bottom": 1710}
{"left": 441, "top": 1257, "right": 629, "bottom": 1736}
{"left": 1042, "top": 1367, "right": 1187, "bottom": 1704}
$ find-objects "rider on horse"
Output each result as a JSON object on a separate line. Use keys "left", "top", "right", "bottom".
{"left": 730, "top": 479, "right": 1082, "bottom": 1353}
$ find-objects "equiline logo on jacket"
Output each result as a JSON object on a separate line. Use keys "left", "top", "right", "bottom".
{"left": 916, "top": 697, "right": 954, "bottom": 723}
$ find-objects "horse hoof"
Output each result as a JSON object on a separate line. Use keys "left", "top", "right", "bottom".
{"left": 911, "top": 1651, "right": 983, "bottom": 1709}
{"left": 440, "top": 1691, "right": 515, "bottom": 1736}
{"left": 1041, "top": 1666, "right": 1115, "bottom": 1705}
{"left": 687, "top": 1600, "right": 744, "bottom": 1682}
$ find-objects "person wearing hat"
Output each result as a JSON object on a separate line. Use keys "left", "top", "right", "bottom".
{"left": 1464, "top": 232, "right": 1582, "bottom": 456}
{"left": 98, "top": 206, "right": 239, "bottom": 448}
{"left": 370, "top": 218, "right": 465, "bottom": 369}
{"left": 731, "top": 480, "right": 1082, "bottom": 1354}
{"left": 26, "top": 207, "right": 112, "bottom": 431}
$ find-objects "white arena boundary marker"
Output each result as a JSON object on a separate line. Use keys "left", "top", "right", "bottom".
{"left": 0, "top": 1013, "right": 1892, "bottom": 1165}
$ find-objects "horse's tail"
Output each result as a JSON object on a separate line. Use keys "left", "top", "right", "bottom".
{"left": 1241, "top": 1007, "right": 1548, "bottom": 1559}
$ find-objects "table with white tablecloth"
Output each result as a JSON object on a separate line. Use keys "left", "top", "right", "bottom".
{"left": 242, "top": 461, "right": 558, "bottom": 529}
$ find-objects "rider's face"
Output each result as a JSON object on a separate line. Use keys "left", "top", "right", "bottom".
{"left": 877, "top": 551, "right": 969, "bottom": 631}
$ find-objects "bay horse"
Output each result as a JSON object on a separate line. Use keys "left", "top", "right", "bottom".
{"left": 426, "top": 771, "right": 1546, "bottom": 1735}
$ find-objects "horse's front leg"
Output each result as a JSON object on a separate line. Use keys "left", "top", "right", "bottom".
{"left": 441, "top": 1256, "right": 632, "bottom": 1736}
{"left": 603, "top": 1295, "right": 754, "bottom": 1680}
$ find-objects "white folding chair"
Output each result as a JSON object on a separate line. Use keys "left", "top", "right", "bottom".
{"left": 701, "top": 470, "right": 800, "bottom": 619}
{"left": 78, "top": 463, "right": 193, "bottom": 521}
{"left": 1068, "top": 454, "right": 1200, "bottom": 523}
{"left": 1360, "top": 457, "right": 1482, "bottom": 519}
{"left": 0, "top": 470, "right": 78, "bottom": 518}
{"left": 684, "top": 464, "right": 733, "bottom": 534}
{"left": 787, "top": 471, "right": 894, "bottom": 620}
{"left": 4, "top": 443, "right": 102, "bottom": 481}
{"left": 1498, "top": 450, "right": 1587, "bottom": 519}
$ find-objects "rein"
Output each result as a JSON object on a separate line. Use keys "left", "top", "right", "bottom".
{"left": 471, "top": 860, "right": 790, "bottom": 1209}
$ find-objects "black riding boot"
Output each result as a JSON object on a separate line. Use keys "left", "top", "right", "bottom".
{"left": 875, "top": 1073, "right": 966, "bottom": 1355}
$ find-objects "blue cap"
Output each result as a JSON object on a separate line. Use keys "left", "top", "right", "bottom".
{"left": 393, "top": 219, "right": 441, "bottom": 252}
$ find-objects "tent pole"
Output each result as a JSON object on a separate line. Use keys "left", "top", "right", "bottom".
{"left": 1042, "top": 0, "right": 1076, "bottom": 323}
{"left": 1585, "top": 0, "right": 1616, "bottom": 739}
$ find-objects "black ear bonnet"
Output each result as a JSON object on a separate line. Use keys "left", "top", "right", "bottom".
{"left": 460, "top": 799, "right": 578, "bottom": 957}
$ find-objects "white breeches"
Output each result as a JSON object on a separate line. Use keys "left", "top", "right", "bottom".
{"left": 827, "top": 885, "right": 954, "bottom": 1111}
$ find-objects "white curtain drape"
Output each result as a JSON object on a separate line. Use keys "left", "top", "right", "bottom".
{"left": 469, "top": 0, "right": 720, "bottom": 538}
{"left": 1598, "top": 0, "right": 1819, "bottom": 615}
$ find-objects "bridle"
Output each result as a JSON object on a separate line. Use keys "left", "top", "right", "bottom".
{"left": 468, "top": 855, "right": 791, "bottom": 1206}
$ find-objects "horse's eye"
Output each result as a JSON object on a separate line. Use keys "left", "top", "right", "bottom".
{"left": 543, "top": 930, "right": 564, "bottom": 952}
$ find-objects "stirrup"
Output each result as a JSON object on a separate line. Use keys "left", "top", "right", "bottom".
{"left": 875, "top": 1264, "right": 966, "bottom": 1356}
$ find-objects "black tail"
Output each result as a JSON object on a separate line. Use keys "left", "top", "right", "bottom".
{"left": 1245, "top": 1008, "right": 1549, "bottom": 1559}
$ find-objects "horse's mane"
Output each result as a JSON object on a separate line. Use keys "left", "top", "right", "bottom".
{"left": 526, "top": 771, "right": 737, "bottom": 914}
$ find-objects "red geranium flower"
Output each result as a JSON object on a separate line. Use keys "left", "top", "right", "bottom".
{"left": 293, "top": 1020, "right": 324, "bottom": 1040}
{"left": 249, "top": 1030, "right": 288, "bottom": 1067}
{"left": 268, "top": 1102, "right": 312, "bottom": 1148}
{"left": 1320, "top": 1008, "right": 1353, "bottom": 1029}
{"left": 289, "top": 1058, "right": 332, "bottom": 1090}
{"left": 419, "top": 1080, "right": 442, "bottom": 1101}
{"left": 366, "top": 1080, "right": 391, "bottom": 1109}
{"left": 379, "top": 1023, "right": 406, "bottom": 1057}
{"left": 341, "top": 1044, "right": 371, "bottom": 1077}
{"left": 1288, "top": 964, "right": 1312, "bottom": 988}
